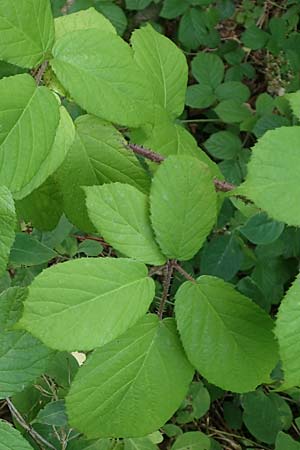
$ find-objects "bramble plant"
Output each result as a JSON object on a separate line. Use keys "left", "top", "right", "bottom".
{"left": 2, "top": 1, "right": 300, "bottom": 449}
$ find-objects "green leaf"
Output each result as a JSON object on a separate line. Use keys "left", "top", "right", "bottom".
{"left": 51, "top": 29, "right": 153, "bottom": 127}
{"left": 191, "top": 53, "right": 224, "bottom": 89}
{"left": 0, "top": 420, "right": 34, "bottom": 449}
{"left": 55, "top": 7, "right": 116, "bottom": 39}
{"left": 160, "top": 0, "right": 188, "bottom": 19}
{"left": 214, "top": 99, "right": 252, "bottom": 123}
{"left": 0, "top": 0, "right": 54, "bottom": 68}
{"left": 57, "top": 115, "right": 150, "bottom": 232}
{"left": 77, "top": 240, "right": 104, "bottom": 257}
{"left": 150, "top": 156, "right": 217, "bottom": 260}
{"left": 286, "top": 91, "right": 300, "bottom": 119}
{"left": 9, "top": 233, "right": 57, "bottom": 267}
{"left": 0, "top": 74, "right": 74, "bottom": 200}
{"left": 0, "top": 186, "right": 16, "bottom": 277}
{"left": 0, "top": 287, "right": 28, "bottom": 331}
{"left": 21, "top": 258, "right": 155, "bottom": 351}
{"left": 240, "top": 212, "right": 284, "bottom": 245}
{"left": 237, "top": 127, "right": 300, "bottom": 226}
{"left": 205, "top": 131, "right": 241, "bottom": 160}
{"left": 16, "top": 176, "right": 63, "bottom": 231}
{"left": 34, "top": 400, "right": 67, "bottom": 426}
{"left": 242, "top": 391, "right": 292, "bottom": 444}
{"left": 0, "top": 330, "right": 51, "bottom": 398}
{"left": 85, "top": 184, "right": 166, "bottom": 265}
{"left": 171, "top": 432, "right": 210, "bottom": 450}
{"left": 178, "top": 9, "right": 207, "bottom": 50}
{"left": 275, "top": 432, "right": 300, "bottom": 450}
{"left": 132, "top": 24, "right": 188, "bottom": 118}
{"left": 95, "top": 1, "right": 127, "bottom": 36}
{"left": 124, "top": 437, "right": 158, "bottom": 450}
{"left": 125, "top": 0, "right": 152, "bottom": 10}
{"left": 200, "top": 234, "right": 243, "bottom": 281}
{"left": 242, "top": 25, "right": 269, "bottom": 50}
{"left": 275, "top": 274, "right": 300, "bottom": 387}
{"left": 66, "top": 315, "right": 194, "bottom": 438}
{"left": 175, "top": 276, "right": 278, "bottom": 392}
{"left": 215, "top": 81, "right": 250, "bottom": 103}
{"left": 186, "top": 84, "right": 216, "bottom": 109}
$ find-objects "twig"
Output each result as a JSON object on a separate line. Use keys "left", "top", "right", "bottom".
{"left": 180, "top": 118, "right": 223, "bottom": 123}
{"left": 6, "top": 398, "right": 57, "bottom": 450}
{"left": 125, "top": 143, "right": 236, "bottom": 193}
{"left": 157, "top": 260, "right": 174, "bottom": 319}
{"left": 35, "top": 61, "right": 48, "bottom": 86}
{"left": 173, "top": 261, "right": 196, "bottom": 283}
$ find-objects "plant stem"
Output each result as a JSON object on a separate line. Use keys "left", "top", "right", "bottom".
{"left": 158, "top": 260, "right": 174, "bottom": 319}
{"left": 173, "top": 261, "right": 196, "bottom": 283}
{"left": 180, "top": 118, "right": 222, "bottom": 123}
{"left": 35, "top": 61, "right": 48, "bottom": 86}
{"left": 125, "top": 143, "right": 236, "bottom": 192}
{"left": 6, "top": 398, "right": 57, "bottom": 450}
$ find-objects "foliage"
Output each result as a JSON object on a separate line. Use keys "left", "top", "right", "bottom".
{"left": 1, "top": 1, "right": 300, "bottom": 449}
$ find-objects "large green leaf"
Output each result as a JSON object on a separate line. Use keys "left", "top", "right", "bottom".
{"left": 55, "top": 7, "right": 116, "bottom": 39}
{"left": 0, "top": 74, "right": 74, "bottom": 200}
{"left": 51, "top": 29, "right": 154, "bottom": 127}
{"left": 0, "top": 420, "right": 34, "bottom": 450}
{"left": 20, "top": 258, "right": 155, "bottom": 351}
{"left": 150, "top": 156, "right": 217, "bottom": 260}
{"left": 0, "top": 187, "right": 16, "bottom": 277}
{"left": 57, "top": 114, "right": 150, "bottom": 232}
{"left": 0, "top": 330, "right": 51, "bottom": 398}
{"left": 0, "top": 0, "right": 54, "bottom": 68}
{"left": 85, "top": 184, "right": 166, "bottom": 265}
{"left": 175, "top": 276, "right": 278, "bottom": 392}
{"left": 275, "top": 274, "right": 300, "bottom": 386}
{"left": 237, "top": 127, "right": 300, "bottom": 226}
{"left": 131, "top": 24, "right": 187, "bottom": 118}
{"left": 66, "top": 315, "right": 194, "bottom": 438}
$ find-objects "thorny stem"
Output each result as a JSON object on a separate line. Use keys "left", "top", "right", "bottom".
{"left": 158, "top": 260, "right": 174, "bottom": 319}
{"left": 126, "top": 143, "right": 236, "bottom": 193}
{"left": 34, "top": 61, "right": 48, "bottom": 86}
{"left": 173, "top": 261, "right": 196, "bottom": 283}
{"left": 6, "top": 398, "right": 57, "bottom": 450}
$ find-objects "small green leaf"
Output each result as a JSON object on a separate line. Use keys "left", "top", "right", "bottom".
{"left": 51, "top": 29, "right": 154, "bottom": 127}
{"left": 178, "top": 9, "right": 207, "bottom": 50}
{"left": 0, "top": 0, "right": 54, "bottom": 68}
{"left": 0, "top": 186, "right": 16, "bottom": 277}
{"left": 77, "top": 240, "right": 103, "bottom": 257}
{"left": 21, "top": 258, "right": 155, "bottom": 351}
{"left": 0, "top": 420, "right": 34, "bottom": 449}
{"left": 191, "top": 53, "right": 224, "bottom": 89}
{"left": 242, "top": 391, "right": 292, "bottom": 444}
{"left": 186, "top": 84, "right": 216, "bottom": 109}
{"left": 240, "top": 212, "right": 284, "bottom": 245}
{"left": 132, "top": 24, "right": 188, "bottom": 118}
{"left": 0, "top": 287, "right": 28, "bottom": 331}
{"left": 160, "top": 0, "right": 188, "bottom": 19}
{"left": 214, "top": 99, "right": 252, "bottom": 123}
{"left": 85, "top": 183, "right": 166, "bottom": 265}
{"left": 125, "top": 0, "right": 152, "bottom": 11}
{"left": 175, "top": 276, "right": 278, "bottom": 392}
{"left": 205, "top": 131, "right": 241, "bottom": 160}
{"left": 242, "top": 25, "right": 269, "bottom": 50}
{"left": 124, "top": 437, "right": 158, "bottom": 450}
{"left": 275, "top": 432, "right": 300, "bottom": 450}
{"left": 171, "top": 432, "right": 210, "bottom": 450}
{"left": 9, "top": 233, "right": 57, "bottom": 267}
{"left": 34, "top": 400, "right": 67, "bottom": 426}
{"left": 150, "top": 156, "right": 217, "bottom": 260}
{"left": 215, "top": 81, "right": 250, "bottom": 103}
{"left": 54, "top": 7, "right": 116, "bottom": 39}
{"left": 66, "top": 315, "right": 194, "bottom": 438}
{"left": 237, "top": 127, "right": 300, "bottom": 226}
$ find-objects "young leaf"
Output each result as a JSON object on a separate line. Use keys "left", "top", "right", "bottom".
{"left": 0, "top": 0, "right": 54, "bottom": 68}
{"left": 57, "top": 115, "right": 150, "bottom": 232}
{"left": 0, "top": 330, "right": 51, "bottom": 398}
{"left": 191, "top": 53, "right": 224, "bottom": 89}
{"left": 51, "top": 29, "right": 154, "bottom": 127}
{"left": 150, "top": 156, "right": 217, "bottom": 260}
{"left": 9, "top": 233, "right": 57, "bottom": 267}
{"left": 131, "top": 24, "right": 188, "bottom": 118}
{"left": 275, "top": 274, "right": 300, "bottom": 387}
{"left": 85, "top": 184, "right": 166, "bottom": 265}
{"left": 0, "top": 186, "right": 16, "bottom": 277}
{"left": 0, "top": 420, "right": 34, "bottom": 449}
{"left": 175, "top": 276, "right": 278, "bottom": 392}
{"left": 66, "top": 315, "right": 194, "bottom": 438}
{"left": 21, "top": 258, "right": 155, "bottom": 351}
{"left": 237, "top": 127, "right": 300, "bottom": 226}
{"left": 54, "top": 7, "right": 116, "bottom": 39}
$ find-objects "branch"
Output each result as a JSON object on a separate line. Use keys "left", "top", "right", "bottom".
{"left": 173, "top": 261, "right": 196, "bottom": 283}
{"left": 6, "top": 398, "right": 57, "bottom": 450}
{"left": 125, "top": 143, "right": 236, "bottom": 192}
{"left": 157, "top": 260, "right": 174, "bottom": 319}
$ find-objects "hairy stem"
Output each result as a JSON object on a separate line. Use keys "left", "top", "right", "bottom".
{"left": 6, "top": 398, "right": 57, "bottom": 450}
{"left": 158, "top": 260, "right": 174, "bottom": 319}
{"left": 173, "top": 261, "right": 196, "bottom": 283}
{"left": 35, "top": 61, "right": 48, "bottom": 86}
